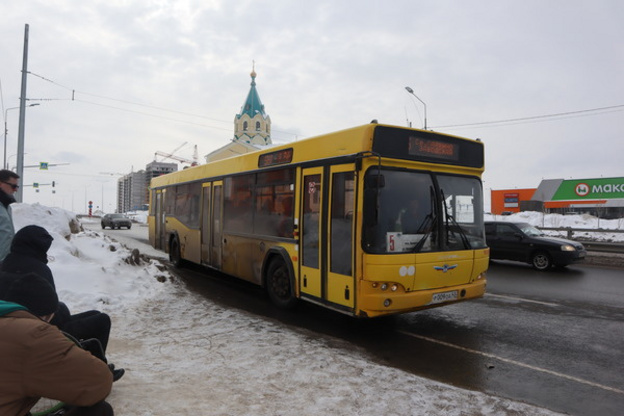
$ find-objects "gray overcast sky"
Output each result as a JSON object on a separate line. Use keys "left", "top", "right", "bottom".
{"left": 1, "top": 0, "right": 623, "bottom": 212}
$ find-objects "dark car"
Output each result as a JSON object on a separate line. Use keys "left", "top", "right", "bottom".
{"left": 485, "top": 221, "right": 586, "bottom": 270}
{"left": 101, "top": 213, "right": 132, "bottom": 230}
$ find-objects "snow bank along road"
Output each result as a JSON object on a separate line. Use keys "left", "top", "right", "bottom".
{"left": 80, "top": 221, "right": 573, "bottom": 416}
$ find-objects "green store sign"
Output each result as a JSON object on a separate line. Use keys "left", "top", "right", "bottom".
{"left": 552, "top": 177, "right": 624, "bottom": 200}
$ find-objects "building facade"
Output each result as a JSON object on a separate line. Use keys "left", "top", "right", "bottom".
{"left": 490, "top": 188, "right": 536, "bottom": 215}
{"left": 116, "top": 161, "right": 177, "bottom": 213}
{"left": 491, "top": 176, "right": 624, "bottom": 218}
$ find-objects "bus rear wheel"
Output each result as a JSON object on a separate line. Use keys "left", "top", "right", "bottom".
{"left": 169, "top": 237, "right": 184, "bottom": 268}
{"left": 266, "top": 259, "right": 297, "bottom": 309}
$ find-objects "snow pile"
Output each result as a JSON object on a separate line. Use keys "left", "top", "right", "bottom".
{"left": 485, "top": 211, "right": 624, "bottom": 242}
{"left": 8, "top": 203, "right": 563, "bottom": 415}
{"left": 12, "top": 202, "right": 79, "bottom": 238}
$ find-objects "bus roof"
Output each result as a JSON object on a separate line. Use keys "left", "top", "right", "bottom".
{"left": 150, "top": 123, "right": 482, "bottom": 188}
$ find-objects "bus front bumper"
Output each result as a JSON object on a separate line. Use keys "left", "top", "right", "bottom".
{"left": 357, "top": 279, "right": 487, "bottom": 318}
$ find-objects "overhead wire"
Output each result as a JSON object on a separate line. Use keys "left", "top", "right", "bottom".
{"left": 27, "top": 70, "right": 624, "bottom": 134}
{"left": 72, "top": 98, "right": 234, "bottom": 134}
{"left": 26, "top": 71, "right": 300, "bottom": 139}
{"left": 431, "top": 104, "right": 624, "bottom": 130}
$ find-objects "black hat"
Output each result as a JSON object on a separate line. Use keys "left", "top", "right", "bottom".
{"left": 0, "top": 272, "right": 58, "bottom": 316}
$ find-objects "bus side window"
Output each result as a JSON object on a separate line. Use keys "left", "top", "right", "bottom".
{"left": 254, "top": 169, "right": 295, "bottom": 238}
{"left": 277, "top": 196, "right": 294, "bottom": 237}
{"left": 224, "top": 175, "right": 254, "bottom": 233}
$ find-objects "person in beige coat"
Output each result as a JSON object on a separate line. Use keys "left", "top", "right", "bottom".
{"left": 0, "top": 272, "right": 114, "bottom": 416}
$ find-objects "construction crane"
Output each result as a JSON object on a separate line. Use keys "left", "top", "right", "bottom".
{"left": 156, "top": 142, "right": 187, "bottom": 162}
{"left": 155, "top": 144, "right": 199, "bottom": 166}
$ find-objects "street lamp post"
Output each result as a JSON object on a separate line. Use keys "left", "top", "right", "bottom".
{"left": 4, "top": 103, "right": 39, "bottom": 169}
{"left": 405, "top": 86, "right": 427, "bottom": 130}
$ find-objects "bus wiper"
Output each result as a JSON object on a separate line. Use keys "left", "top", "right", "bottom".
{"left": 447, "top": 213, "right": 470, "bottom": 249}
{"left": 411, "top": 213, "right": 435, "bottom": 253}
{"left": 412, "top": 186, "right": 436, "bottom": 253}
{"left": 440, "top": 189, "right": 470, "bottom": 250}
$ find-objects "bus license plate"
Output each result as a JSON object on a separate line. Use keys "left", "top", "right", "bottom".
{"left": 431, "top": 290, "right": 458, "bottom": 304}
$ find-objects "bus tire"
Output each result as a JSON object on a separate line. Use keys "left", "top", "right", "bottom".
{"left": 266, "top": 258, "right": 297, "bottom": 309}
{"left": 169, "top": 236, "right": 184, "bottom": 268}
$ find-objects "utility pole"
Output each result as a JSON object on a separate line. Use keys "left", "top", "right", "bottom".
{"left": 16, "top": 24, "right": 30, "bottom": 202}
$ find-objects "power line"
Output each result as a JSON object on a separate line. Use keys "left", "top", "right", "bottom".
{"left": 73, "top": 98, "right": 234, "bottom": 134}
{"left": 27, "top": 70, "right": 624, "bottom": 134}
{"left": 27, "top": 71, "right": 301, "bottom": 138}
{"left": 432, "top": 104, "right": 624, "bottom": 130}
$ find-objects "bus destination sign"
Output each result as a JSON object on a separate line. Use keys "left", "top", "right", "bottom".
{"left": 408, "top": 136, "right": 459, "bottom": 161}
{"left": 258, "top": 148, "right": 294, "bottom": 168}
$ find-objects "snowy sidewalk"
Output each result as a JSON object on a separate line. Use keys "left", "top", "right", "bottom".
{"left": 15, "top": 204, "right": 563, "bottom": 415}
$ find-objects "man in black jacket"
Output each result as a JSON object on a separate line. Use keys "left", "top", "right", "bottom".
{"left": 0, "top": 225, "right": 124, "bottom": 381}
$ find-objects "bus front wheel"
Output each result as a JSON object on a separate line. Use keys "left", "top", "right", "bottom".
{"left": 266, "top": 259, "right": 297, "bottom": 309}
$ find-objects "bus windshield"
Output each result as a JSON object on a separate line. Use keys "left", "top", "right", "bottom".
{"left": 363, "top": 168, "right": 486, "bottom": 254}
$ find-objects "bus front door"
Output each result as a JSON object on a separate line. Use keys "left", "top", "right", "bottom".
{"left": 300, "top": 167, "right": 355, "bottom": 310}
{"left": 326, "top": 167, "right": 355, "bottom": 309}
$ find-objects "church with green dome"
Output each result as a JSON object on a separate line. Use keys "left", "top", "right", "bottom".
{"left": 204, "top": 66, "right": 273, "bottom": 162}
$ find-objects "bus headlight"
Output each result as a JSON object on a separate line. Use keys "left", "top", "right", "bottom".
{"left": 380, "top": 283, "right": 388, "bottom": 291}
{"left": 391, "top": 284, "right": 398, "bottom": 292}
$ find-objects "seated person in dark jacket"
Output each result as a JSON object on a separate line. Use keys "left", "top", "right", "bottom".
{"left": 0, "top": 272, "right": 114, "bottom": 416}
{"left": 0, "top": 225, "right": 123, "bottom": 381}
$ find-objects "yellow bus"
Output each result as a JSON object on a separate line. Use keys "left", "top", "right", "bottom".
{"left": 148, "top": 122, "right": 489, "bottom": 318}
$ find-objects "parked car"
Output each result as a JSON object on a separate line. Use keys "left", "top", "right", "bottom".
{"left": 485, "top": 221, "right": 586, "bottom": 270}
{"left": 101, "top": 213, "right": 132, "bottom": 230}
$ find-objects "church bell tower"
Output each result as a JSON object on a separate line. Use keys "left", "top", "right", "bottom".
{"left": 233, "top": 65, "right": 272, "bottom": 146}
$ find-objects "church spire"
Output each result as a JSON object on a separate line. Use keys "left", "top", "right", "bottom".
{"left": 240, "top": 63, "right": 265, "bottom": 118}
{"left": 233, "top": 64, "right": 272, "bottom": 145}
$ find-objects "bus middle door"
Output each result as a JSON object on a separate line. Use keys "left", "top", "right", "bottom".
{"left": 200, "top": 183, "right": 211, "bottom": 266}
{"left": 154, "top": 189, "right": 166, "bottom": 250}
